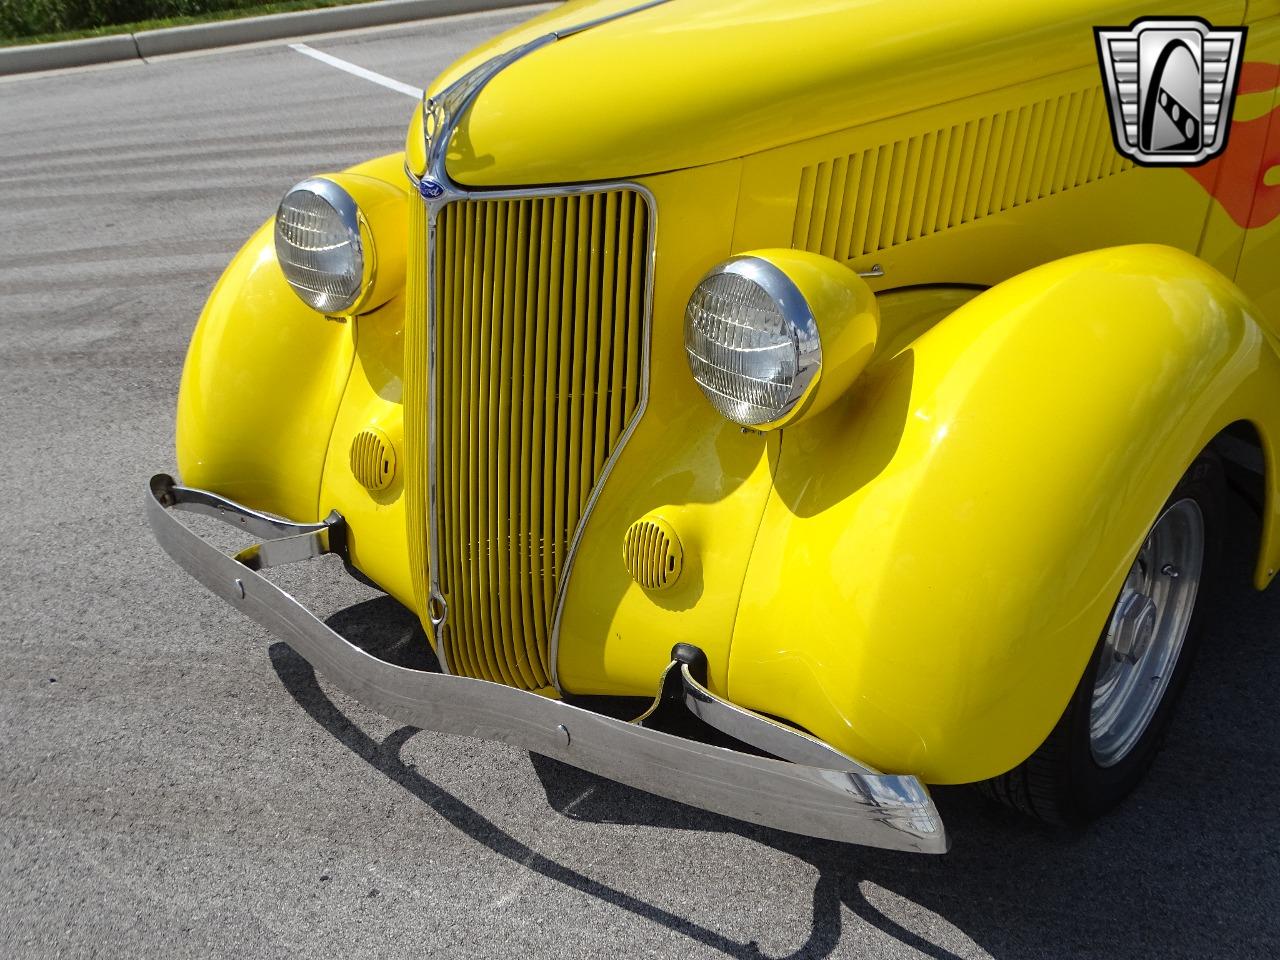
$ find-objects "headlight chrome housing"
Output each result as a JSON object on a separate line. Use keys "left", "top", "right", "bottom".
{"left": 684, "top": 257, "right": 822, "bottom": 429}
{"left": 275, "top": 178, "right": 373, "bottom": 315}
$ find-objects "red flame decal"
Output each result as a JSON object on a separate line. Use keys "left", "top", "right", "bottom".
{"left": 1185, "top": 62, "right": 1280, "bottom": 229}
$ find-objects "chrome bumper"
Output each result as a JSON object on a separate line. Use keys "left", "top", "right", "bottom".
{"left": 146, "top": 474, "right": 948, "bottom": 854}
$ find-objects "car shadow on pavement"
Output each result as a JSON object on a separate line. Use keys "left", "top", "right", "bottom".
{"left": 273, "top": 496, "right": 1277, "bottom": 960}
{"left": 268, "top": 636, "right": 789, "bottom": 959}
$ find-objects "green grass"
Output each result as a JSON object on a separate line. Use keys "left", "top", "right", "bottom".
{"left": 0, "top": 0, "right": 376, "bottom": 46}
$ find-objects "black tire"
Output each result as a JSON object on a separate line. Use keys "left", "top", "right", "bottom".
{"left": 977, "top": 451, "right": 1225, "bottom": 825}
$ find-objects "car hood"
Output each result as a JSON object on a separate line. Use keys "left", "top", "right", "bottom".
{"left": 426, "top": 0, "right": 1244, "bottom": 187}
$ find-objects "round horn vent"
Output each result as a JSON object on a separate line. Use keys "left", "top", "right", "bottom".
{"left": 350, "top": 427, "right": 396, "bottom": 492}
{"left": 623, "top": 515, "right": 683, "bottom": 591}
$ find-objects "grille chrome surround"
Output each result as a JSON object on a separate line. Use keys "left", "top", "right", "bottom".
{"left": 406, "top": 187, "right": 654, "bottom": 690}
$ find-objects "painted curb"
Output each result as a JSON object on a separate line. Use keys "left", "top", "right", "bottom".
{"left": 1, "top": 0, "right": 539, "bottom": 76}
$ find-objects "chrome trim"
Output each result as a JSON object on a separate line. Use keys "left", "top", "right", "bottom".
{"left": 635, "top": 661, "right": 880, "bottom": 775}
{"left": 405, "top": 2, "right": 669, "bottom": 684}
{"left": 153, "top": 477, "right": 333, "bottom": 540}
{"left": 146, "top": 474, "right": 948, "bottom": 854}
{"left": 410, "top": 180, "right": 657, "bottom": 687}
{"left": 551, "top": 0, "right": 673, "bottom": 38}
{"left": 412, "top": 0, "right": 676, "bottom": 200}
{"left": 422, "top": 196, "right": 448, "bottom": 672}
{"left": 685, "top": 255, "right": 824, "bottom": 431}
{"left": 274, "top": 177, "right": 375, "bottom": 316}
{"left": 233, "top": 527, "right": 333, "bottom": 571}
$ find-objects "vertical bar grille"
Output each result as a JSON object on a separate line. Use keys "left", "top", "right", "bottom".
{"left": 791, "top": 86, "right": 1134, "bottom": 259}
{"left": 406, "top": 189, "right": 651, "bottom": 689}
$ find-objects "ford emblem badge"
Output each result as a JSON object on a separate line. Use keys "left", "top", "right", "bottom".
{"left": 418, "top": 178, "right": 446, "bottom": 200}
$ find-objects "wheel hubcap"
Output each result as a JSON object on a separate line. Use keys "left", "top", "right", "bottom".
{"left": 1089, "top": 498, "right": 1204, "bottom": 768}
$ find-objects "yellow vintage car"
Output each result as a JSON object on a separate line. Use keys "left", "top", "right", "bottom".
{"left": 147, "top": 0, "right": 1280, "bottom": 854}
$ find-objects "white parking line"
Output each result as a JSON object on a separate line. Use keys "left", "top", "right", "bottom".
{"left": 289, "top": 42, "right": 422, "bottom": 99}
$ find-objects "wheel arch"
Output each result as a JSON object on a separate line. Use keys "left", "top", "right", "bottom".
{"left": 1212, "top": 418, "right": 1280, "bottom": 590}
{"left": 726, "top": 244, "right": 1280, "bottom": 783}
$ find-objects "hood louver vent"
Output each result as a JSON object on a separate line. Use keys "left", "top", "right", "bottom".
{"left": 792, "top": 85, "right": 1135, "bottom": 261}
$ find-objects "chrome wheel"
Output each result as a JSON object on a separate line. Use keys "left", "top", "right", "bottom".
{"left": 1090, "top": 498, "right": 1204, "bottom": 767}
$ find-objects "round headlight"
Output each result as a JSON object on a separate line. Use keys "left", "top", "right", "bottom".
{"left": 683, "top": 257, "right": 821, "bottom": 429}
{"left": 274, "top": 178, "right": 370, "bottom": 314}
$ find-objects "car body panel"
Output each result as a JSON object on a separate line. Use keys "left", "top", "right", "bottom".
{"left": 552, "top": 161, "right": 782, "bottom": 695}
{"left": 176, "top": 222, "right": 355, "bottom": 524}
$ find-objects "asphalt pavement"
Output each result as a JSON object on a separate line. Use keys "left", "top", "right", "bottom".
{"left": 2, "top": 8, "right": 1278, "bottom": 958}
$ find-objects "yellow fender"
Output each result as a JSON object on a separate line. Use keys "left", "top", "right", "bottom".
{"left": 176, "top": 154, "right": 408, "bottom": 537}
{"left": 727, "top": 244, "right": 1280, "bottom": 785}
{"left": 176, "top": 219, "right": 355, "bottom": 524}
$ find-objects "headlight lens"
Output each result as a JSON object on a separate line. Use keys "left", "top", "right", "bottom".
{"left": 274, "top": 178, "right": 368, "bottom": 314}
{"left": 683, "top": 257, "right": 821, "bottom": 428}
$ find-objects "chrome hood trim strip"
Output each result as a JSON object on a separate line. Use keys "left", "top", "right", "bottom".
{"left": 413, "top": 0, "right": 676, "bottom": 203}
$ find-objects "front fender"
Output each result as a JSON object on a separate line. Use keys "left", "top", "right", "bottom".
{"left": 176, "top": 154, "right": 407, "bottom": 527}
{"left": 177, "top": 220, "right": 354, "bottom": 523}
{"left": 727, "top": 244, "right": 1280, "bottom": 784}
